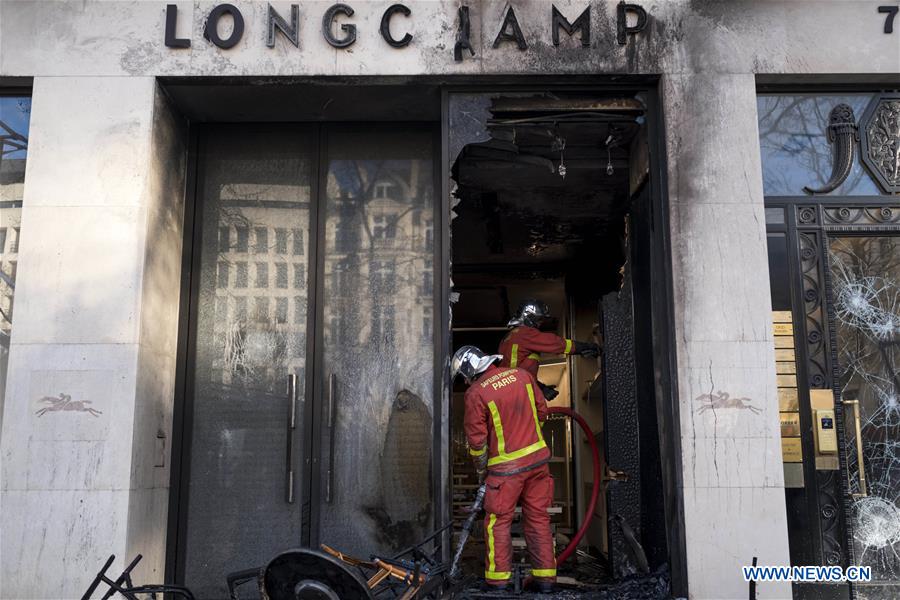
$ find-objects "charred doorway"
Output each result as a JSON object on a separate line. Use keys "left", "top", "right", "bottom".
{"left": 446, "top": 91, "right": 673, "bottom": 584}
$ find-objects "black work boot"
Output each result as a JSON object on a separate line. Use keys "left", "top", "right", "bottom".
{"left": 534, "top": 580, "right": 555, "bottom": 594}
{"left": 481, "top": 581, "right": 509, "bottom": 592}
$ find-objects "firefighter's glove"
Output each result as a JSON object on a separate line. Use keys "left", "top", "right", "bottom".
{"left": 574, "top": 341, "right": 601, "bottom": 358}
{"left": 537, "top": 381, "right": 559, "bottom": 401}
{"left": 473, "top": 451, "right": 488, "bottom": 484}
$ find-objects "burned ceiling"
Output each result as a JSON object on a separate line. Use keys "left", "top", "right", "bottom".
{"left": 452, "top": 94, "right": 641, "bottom": 290}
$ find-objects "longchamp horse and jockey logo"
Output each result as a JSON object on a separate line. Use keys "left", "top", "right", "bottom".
{"left": 35, "top": 393, "right": 103, "bottom": 418}
{"left": 695, "top": 390, "right": 762, "bottom": 415}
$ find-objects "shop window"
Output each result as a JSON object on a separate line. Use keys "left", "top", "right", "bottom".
{"left": 757, "top": 94, "right": 882, "bottom": 196}
{"left": 0, "top": 93, "right": 30, "bottom": 415}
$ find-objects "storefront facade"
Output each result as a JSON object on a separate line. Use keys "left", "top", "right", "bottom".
{"left": 0, "top": 2, "right": 898, "bottom": 599}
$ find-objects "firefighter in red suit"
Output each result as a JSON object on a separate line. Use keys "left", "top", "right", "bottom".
{"left": 451, "top": 345, "right": 557, "bottom": 593}
{"left": 499, "top": 299, "right": 600, "bottom": 400}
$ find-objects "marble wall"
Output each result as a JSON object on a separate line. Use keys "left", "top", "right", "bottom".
{"left": 0, "top": 78, "right": 186, "bottom": 598}
{"left": 663, "top": 72, "right": 791, "bottom": 599}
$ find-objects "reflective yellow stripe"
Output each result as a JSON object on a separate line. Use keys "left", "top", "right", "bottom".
{"left": 487, "top": 513, "right": 498, "bottom": 574}
{"left": 485, "top": 570, "right": 511, "bottom": 580}
{"left": 487, "top": 394, "right": 547, "bottom": 467}
{"left": 510, "top": 344, "right": 519, "bottom": 367}
{"left": 527, "top": 353, "right": 540, "bottom": 361}
{"left": 564, "top": 339, "right": 573, "bottom": 353}
{"left": 531, "top": 568, "right": 557, "bottom": 577}
{"left": 526, "top": 383, "right": 544, "bottom": 442}
{"left": 487, "top": 439, "right": 547, "bottom": 466}
{"left": 487, "top": 401, "right": 505, "bottom": 455}
{"left": 469, "top": 446, "right": 486, "bottom": 456}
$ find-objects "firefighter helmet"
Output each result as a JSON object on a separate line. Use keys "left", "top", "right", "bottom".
{"left": 451, "top": 345, "right": 502, "bottom": 383}
{"left": 507, "top": 299, "right": 552, "bottom": 329}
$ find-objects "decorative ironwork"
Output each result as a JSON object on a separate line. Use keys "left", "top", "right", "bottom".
{"left": 798, "top": 229, "right": 848, "bottom": 567}
{"left": 799, "top": 206, "right": 818, "bottom": 225}
{"left": 860, "top": 94, "right": 900, "bottom": 193}
{"left": 823, "top": 205, "right": 900, "bottom": 227}
{"left": 804, "top": 104, "right": 859, "bottom": 195}
{"left": 799, "top": 232, "right": 829, "bottom": 391}
{"left": 818, "top": 469, "right": 847, "bottom": 567}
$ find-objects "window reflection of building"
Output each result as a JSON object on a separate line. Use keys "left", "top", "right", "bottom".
{"left": 0, "top": 96, "right": 30, "bottom": 418}
{"left": 205, "top": 148, "right": 434, "bottom": 401}
{"left": 211, "top": 178, "right": 311, "bottom": 391}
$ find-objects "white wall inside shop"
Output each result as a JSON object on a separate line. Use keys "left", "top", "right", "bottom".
{"left": 1, "top": 1, "right": 898, "bottom": 599}
{"left": 0, "top": 78, "right": 187, "bottom": 598}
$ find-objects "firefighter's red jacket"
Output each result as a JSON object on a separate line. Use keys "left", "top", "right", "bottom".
{"left": 498, "top": 326, "right": 574, "bottom": 378}
{"left": 464, "top": 365, "right": 550, "bottom": 474}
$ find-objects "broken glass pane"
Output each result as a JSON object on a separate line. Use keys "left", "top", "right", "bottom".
{"left": 829, "top": 235, "right": 900, "bottom": 583}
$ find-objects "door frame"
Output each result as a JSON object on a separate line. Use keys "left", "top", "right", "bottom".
{"left": 164, "top": 78, "right": 683, "bottom": 595}
{"left": 439, "top": 80, "right": 686, "bottom": 594}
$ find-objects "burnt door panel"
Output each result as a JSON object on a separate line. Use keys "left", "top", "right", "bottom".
{"left": 181, "top": 125, "right": 314, "bottom": 598}
{"left": 314, "top": 126, "right": 436, "bottom": 557}
{"left": 828, "top": 235, "right": 900, "bottom": 594}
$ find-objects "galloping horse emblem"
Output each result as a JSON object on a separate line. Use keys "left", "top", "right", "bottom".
{"left": 35, "top": 393, "right": 103, "bottom": 418}
{"left": 695, "top": 390, "right": 762, "bottom": 415}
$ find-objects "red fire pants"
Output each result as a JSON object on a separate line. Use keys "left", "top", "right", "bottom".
{"left": 482, "top": 463, "right": 556, "bottom": 585}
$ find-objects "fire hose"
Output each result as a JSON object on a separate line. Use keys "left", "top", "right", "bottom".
{"left": 449, "top": 406, "right": 602, "bottom": 587}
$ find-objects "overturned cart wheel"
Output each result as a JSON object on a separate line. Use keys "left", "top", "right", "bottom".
{"left": 263, "top": 548, "right": 374, "bottom": 600}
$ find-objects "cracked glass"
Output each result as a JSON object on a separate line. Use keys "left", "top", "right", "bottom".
{"left": 829, "top": 235, "right": 900, "bottom": 585}
{"left": 184, "top": 125, "right": 313, "bottom": 598}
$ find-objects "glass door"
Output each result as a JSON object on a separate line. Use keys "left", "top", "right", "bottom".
{"left": 828, "top": 235, "right": 900, "bottom": 595}
{"left": 181, "top": 125, "right": 315, "bottom": 598}
{"left": 312, "top": 126, "right": 436, "bottom": 557}
{"left": 180, "top": 124, "right": 439, "bottom": 595}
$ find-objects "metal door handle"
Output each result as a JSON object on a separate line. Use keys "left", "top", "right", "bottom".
{"left": 286, "top": 373, "right": 297, "bottom": 504}
{"left": 842, "top": 399, "right": 867, "bottom": 498}
{"left": 326, "top": 373, "right": 337, "bottom": 503}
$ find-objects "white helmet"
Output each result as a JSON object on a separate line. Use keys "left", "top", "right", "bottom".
{"left": 451, "top": 345, "right": 502, "bottom": 383}
{"left": 507, "top": 298, "right": 552, "bottom": 329}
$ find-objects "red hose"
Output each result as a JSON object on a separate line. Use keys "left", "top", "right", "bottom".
{"left": 523, "top": 406, "right": 601, "bottom": 588}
